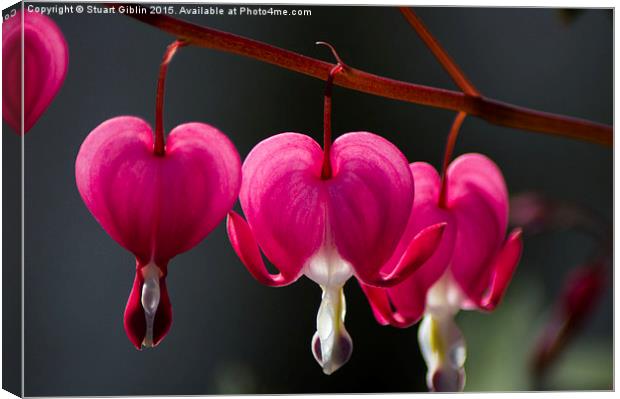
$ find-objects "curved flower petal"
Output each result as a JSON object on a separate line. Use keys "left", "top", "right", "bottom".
{"left": 156, "top": 122, "right": 242, "bottom": 262}
{"left": 239, "top": 132, "right": 415, "bottom": 285}
{"left": 239, "top": 133, "right": 326, "bottom": 281}
{"left": 447, "top": 154, "right": 510, "bottom": 304}
{"left": 362, "top": 162, "right": 456, "bottom": 325}
{"left": 75, "top": 116, "right": 241, "bottom": 264}
{"left": 360, "top": 222, "right": 446, "bottom": 287}
{"left": 359, "top": 284, "right": 414, "bottom": 328}
{"left": 227, "top": 211, "right": 299, "bottom": 286}
{"left": 328, "top": 132, "right": 415, "bottom": 283}
{"left": 479, "top": 228, "right": 523, "bottom": 311}
{"left": 2, "top": 11, "right": 68, "bottom": 134}
{"left": 446, "top": 153, "right": 508, "bottom": 232}
{"left": 76, "top": 117, "right": 157, "bottom": 263}
{"left": 124, "top": 260, "right": 172, "bottom": 350}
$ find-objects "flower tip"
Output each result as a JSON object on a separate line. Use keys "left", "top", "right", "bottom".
{"left": 419, "top": 314, "right": 467, "bottom": 392}
{"left": 312, "top": 329, "right": 353, "bottom": 375}
{"left": 510, "top": 227, "right": 524, "bottom": 241}
{"left": 227, "top": 210, "right": 296, "bottom": 287}
{"left": 311, "top": 286, "right": 353, "bottom": 374}
{"left": 479, "top": 228, "right": 524, "bottom": 311}
{"left": 124, "top": 263, "right": 172, "bottom": 350}
{"left": 430, "top": 368, "right": 466, "bottom": 392}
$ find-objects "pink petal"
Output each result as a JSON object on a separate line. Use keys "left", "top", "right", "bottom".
{"left": 327, "top": 132, "right": 415, "bottom": 283}
{"left": 446, "top": 154, "right": 510, "bottom": 304}
{"left": 359, "top": 284, "right": 414, "bottom": 328}
{"left": 239, "top": 132, "right": 415, "bottom": 284}
{"left": 360, "top": 222, "right": 446, "bottom": 287}
{"left": 2, "top": 11, "right": 68, "bottom": 134}
{"left": 479, "top": 228, "right": 523, "bottom": 311}
{"left": 75, "top": 116, "right": 241, "bottom": 264}
{"left": 124, "top": 260, "right": 172, "bottom": 349}
{"left": 446, "top": 153, "right": 508, "bottom": 232}
{"left": 76, "top": 117, "right": 156, "bottom": 262}
{"left": 155, "top": 122, "right": 242, "bottom": 262}
{"left": 227, "top": 211, "right": 299, "bottom": 286}
{"left": 239, "top": 133, "right": 326, "bottom": 281}
{"left": 362, "top": 162, "right": 456, "bottom": 325}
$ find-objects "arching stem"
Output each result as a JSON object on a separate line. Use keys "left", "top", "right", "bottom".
{"left": 398, "top": 7, "right": 480, "bottom": 97}
{"left": 317, "top": 42, "right": 345, "bottom": 180}
{"left": 154, "top": 40, "right": 186, "bottom": 156}
{"left": 438, "top": 112, "right": 467, "bottom": 209}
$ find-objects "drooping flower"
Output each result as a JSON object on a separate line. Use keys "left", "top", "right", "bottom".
{"left": 530, "top": 261, "right": 606, "bottom": 376}
{"left": 75, "top": 41, "right": 241, "bottom": 349}
{"left": 509, "top": 192, "right": 610, "bottom": 377}
{"left": 227, "top": 132, "right": 445, "bottom": 374}
{"left": 362, "top": 153, "right": 523, "bottom": 391}
{"left": 76, "top": 116, "right": 241, "bottom": 348}
{"left": 226, "top": 46, "right": 445, "bottom": 374}
{"left": 2, "top": 10, "right": 68, "bottom": 134}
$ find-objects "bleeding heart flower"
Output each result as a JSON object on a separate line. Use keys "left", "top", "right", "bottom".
{"left": 76, "top": 116, "right": 241, "bottom": 348}
{"left": 227, "top": 46, "right": 444, "bottom": 374}
{"left": 227, "top": 130, "right": 445, "bottom": 374}
{"left": 2, "top": 10, "right": 68, "bottom": 134}
{"left": 362, "top": 153, "right": 523, "bottom": 391}
{"left": 75, "top": 41, "right": 241, "bottom": 349}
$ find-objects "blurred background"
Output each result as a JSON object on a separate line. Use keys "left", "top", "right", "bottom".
{"left": 3, "top": 3, "right": 612, "bottom": 395}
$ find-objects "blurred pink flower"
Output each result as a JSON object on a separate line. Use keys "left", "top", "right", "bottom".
{"left": 2, "top": 10, "right": 68, "bottom": 134}
{"left": 531, "top": 261, "right": 606, "bottom": 376}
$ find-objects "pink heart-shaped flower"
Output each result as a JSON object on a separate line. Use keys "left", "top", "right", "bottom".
{"left": 2, "top": 10, "right": 68, "bottom": 134}
{"left": 361, "top": 154, "right": 522, "bottom": 392}
{"left": 76, "top": 116, "right": 241, "bottom": 348}
{"left": 227, "top": 131, "right": 445, "bottom": 374}
{"left": 363, "top": 154, "right": 523, "bottom": 327}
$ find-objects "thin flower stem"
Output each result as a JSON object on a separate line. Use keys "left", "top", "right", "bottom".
{"left": 438, "top": 112, "right": 467, "bottom": 209}
{"left": 154, "top": 39, "right": 186, "bottom": 156}
{"left": 317, "top": 42, "right": 345, "bottom": 180}
{"left": 111, "top": 5, "right": 612, "bottom": 147}
{"left": 398, "top": 7, "right": 480, "bottom": 97}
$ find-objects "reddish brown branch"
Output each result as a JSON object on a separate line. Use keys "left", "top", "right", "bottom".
{"left": 399, "top": 7, "right": 480, "bottom": 97}
{"left": 113, "top": 6, "right": 612, "bottom": 147}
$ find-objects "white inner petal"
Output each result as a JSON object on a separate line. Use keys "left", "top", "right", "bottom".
{"left": 141, "top": 262, "right": 162, "bottom": 348}
{"left": 418, "top": 313, "right": 467, "bottom": 392}
{"left": 303, "top": 243, "right": 353, "bottom": 288}
{"left": 426, "top": 269, "right": 463, "bottom": 317}
{"left": 311, "top": 285, "right": 352, "bottom": 375}
{"left": 303, "top": 238, "right": 354, "bottom": 375}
